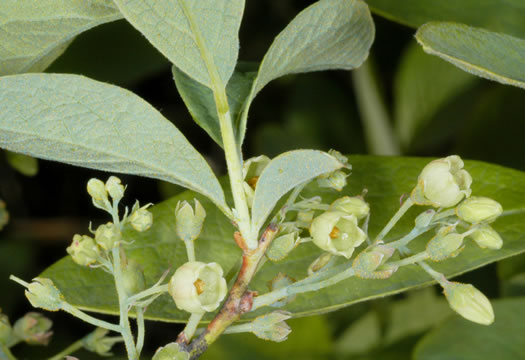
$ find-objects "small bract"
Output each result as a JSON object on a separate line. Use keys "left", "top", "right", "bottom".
{"left": 168, "top": 261, "right": 227, "bottom": 314}
{"left": 310, "top": 211, "right": 366, "bottom": 259}
{"left": 443, "top": 282, "right": 494, "bottom": 325}
{"left": 413, "top": 155, "right": 472, "bottom": 208}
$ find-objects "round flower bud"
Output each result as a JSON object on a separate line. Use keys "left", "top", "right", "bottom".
{"left": 83, "top": 328, "right": 122, "bottom": 357}
{"left": 413, "top": 155, "right": 472, "bottom": 208}
{"left": 317, "top": 170, "right": 347, "bottom": 192}
{"left": 0, "top": 313, "right": 12, "bottom": 345}
{"left": 310, "top": 211, "right": 367, "bottom": 259}
{"left": 456, "top": 196, "right": 503, "bottom": 224}
{"left": 168, "top": 261, "right": 227, "bottom": 314}
{"left": 95, "top": 223, "right": 121, "bottom": 250}
{"left": 121, "top": 260, "right": 146, "bottom": 296}
{"left": 66, "top": 234, "right": 99, "bottom": 266}
{"left": 105, "top": 176, "right": 125, "bottom": 201}
{"left": 175, "top": 200, "right": 206, "bottom": 242}
{"left": 129, "top": 208, "right": 153, "bottom": 232}
{"left": 87, "top": 178, "right": 107, "bottom": 201}
{"left": 443, "top": 282, "right": 494, "bottom": 325}
{"left": 329, "top": 196, "right": 369, "bottom": 220}
{"left": 426, "top": 229, "right": 464, "bottom": 261}
{"left": 13, "top": 312, "right": 53, "bottom": 345}
{"left": 469, "top": 225, "right": 503, "bottom": 250}
{"left": 152, "top": 343, "right": 189, "bottom": 360}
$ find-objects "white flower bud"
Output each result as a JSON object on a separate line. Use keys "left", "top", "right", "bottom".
{"left": 175, "top": 200, "right": 206, "bottom": 242}
{"left": 456, "top": 196, "right": 503, "bottom": 224}
{"left": 310, "top": 211, "right": 367, "bottom": 259}
{"left": 168, "top": 261, "right": 227, "bottom": 314}
{"left": 105, "top": 176, "right": 125, "bottom": 201}
{"left": 329, "top": 196, "right": 369, "bottom": 220}
{"left": 94, "top": 223, "right": 121, "bottom": 250}
{"left": 66, "top": 234, "right": 99, "bottom": 266}
{"left": 443, "top": 282, "right": 494, "bottom": 325}
{"left": 129, "top": 207, "right": 153, "bottom": 232}
{"left": 469, "top": 225, "right": 503, "bottom": 250}
{"left": 87, "top": 178, "right": 107, "bottom": 201}
{"left": 412, "top": 155, "right": 472, "bottom": 208}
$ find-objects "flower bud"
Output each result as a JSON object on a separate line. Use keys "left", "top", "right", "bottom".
{"left": 456, "top": 196, "right": 503, "bottom": 224}
{"left": 329, "top": 196, "right": 369, "bottom": 220}
{"left": 82, "top": 328, "right": 122, "bottom": 357}
{"left": 251, "top": 311, "right": 292, "bottom": 342}
{"left": 13, "top": 312, "right": 53, "bottom": 345}
{"left": 328, "top": 149, "right": 350, "bottom": 167}
{"left": 296, "top": 210, "right": 315, "bottom": 228}
{"left": 168, "top": 261, "right": 227, "bottom": 314}
{"left": 415, "top": 209, "right": 436, "bottom": 229}
{"left": 268, "top": 273, "right": 296, "bottom": 308}
{"left": 105, "top": 176, "right": 125, "bottom": 201}
{"left": 426, "top": 228, "right": 464, "bottom": 261}
{"left": 469, "top": 225, "right": 503, "bottom": 250}
{"left": 66, "top": 234, "right": 99, "bottom": 266}
{"left": 266, "top": 226, "right": 300, "bottom": 262}
{"left": 412, "top": 155, "right": 472, "bottom": 208}
{"left": 0, "top": 313, "right": 12, "bottom": 345}
{"left": 310, "top": 211, "right": 367, "bottom": 259}
{"left": 308, "top": 252, "right": 333, "bottom": 275}
{"left": 12, "top": 277, "right": 64, "bottom": 312}
{"left": 353, "top": 244, "right": 396, "bottom": 279}
{"left": 95, "top": 223, "right": 121, "bottom": 250}
{"left": 152, "top": 343, "right": 189, "bottom": 360}
{"left": 175, "top": 200, "right": 206, "bottom": 242}
{"left": 317, "top": 170, "right": 347, "bottom": 192}
{"left": 443, "top": 282, "right": 494, "bottom": 325}
{"left": 87, "top": 178, "right": 107, "bottom": 201}
{"left": 129, "top": 207, "right": 153, "bottom": 232}
{"left": 121, "top": 260, "right": 146, "bottom": 296}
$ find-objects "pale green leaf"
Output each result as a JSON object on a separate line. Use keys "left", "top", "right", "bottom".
{"left": 113, "top": 0, "right": 244, "bottom": 88}
{"left": 416, "top": 22, "right": 525, "bottom": 90}
{"left": 172, "top": 62, "right": 257, "bottom": 148}
{"left": 394, "top": 42, "right": 476, "bottom": 147}
{"left": 238, "top": 0, "right": 375, "bottom": 144}
{"left": 40, "top": 156, "right": 525, "bottom": 322}
{"left": 414, "top": 298, "right": 525, "bottom": 360}
{"left": 251, "top": 150, "right": 345, "bottom": 236}
{"left": 0, "top": 0, "right": 121, "bottom": 75}
{"left": 5, "top": 151, "right": 38, "bottom": 176}
{"left": 0, "top": 73, "right": 228, "bottom": 213}
{"left": 366, "top": 0, "right": 525, "bottom": 38}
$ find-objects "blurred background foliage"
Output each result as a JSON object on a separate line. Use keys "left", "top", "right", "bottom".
{"left": 1, "top": 0, "right": 525, "bottom": 358}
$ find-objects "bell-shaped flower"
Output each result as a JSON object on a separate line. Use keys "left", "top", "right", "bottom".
{"left": 310, "top": 211, "right": 366, "bottom": 259}
{"left": 168, "top": 261, "right": 227, "bottom": 314}
{"left": 412, "top": 155, "right": 472, "bottom": 208}
{"left": 443, "top": 282, "right": 494, "bottom": 325}
{"left": 175, "top": 200, "right": 206, "bottom": 242}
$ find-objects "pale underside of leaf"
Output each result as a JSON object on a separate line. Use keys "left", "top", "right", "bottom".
{"left": 113, "top": 0, "right": 243, "bottom": 88}
{"left": 237, "top": 0, "right": 375, "bottom": 145}
{"left": 416, "top": 22, "right": 525, "bottom": 90}
{"left": 251, "top": 150, "right": 345, "bottom": 236}
{"left": 40, "top": 156, "right": 525, "bottom": 322}
{"left": 0, "top": 0, "right": 122, "bottom": 75}
{"left": 0, "top": 73, "right": 228, "bottom": 213}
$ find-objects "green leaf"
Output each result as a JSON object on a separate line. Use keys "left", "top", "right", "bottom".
{"left": 238, "top": 0, "right": 375, "bottom": 144}
{"left": 172, "top": 62, "right": 257, "bottom": 148}
{"left": 413, "top": 298, "right": 525, "bottom": 360}
{"left": 40, "top": 156, "right": 525, "bottom": 322}
{"left": 5, "top": 151, "right": 38, "bottom": 176}
{"left": 251, "top": 150, "right": 344, "bottom": 236}
{"left": 416, "top": 22, "right": 525, "bottom": 90}
{"left": 366, "top": 0, "right": 525, "bottom": 38}
{"left": 0, "top": 0, "right": 121, "bottom": 76}
{"left": 0, "top": 73, "right": 228, "bottom": 213}
{"left": 113, "top": 0, "right": 244, "bottom": 88}
{"left": 394, "top": 42, "right": 476, "bottom": 147}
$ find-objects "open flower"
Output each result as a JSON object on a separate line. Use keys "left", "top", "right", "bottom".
{"left": 412, "top": 155, "right": 472, "bottom": 208}
{"left": 310, "top": 211, "right": 366, "bottom": 258}
{"left": 168, "top": 262, "right": 227, "bottom": 314}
